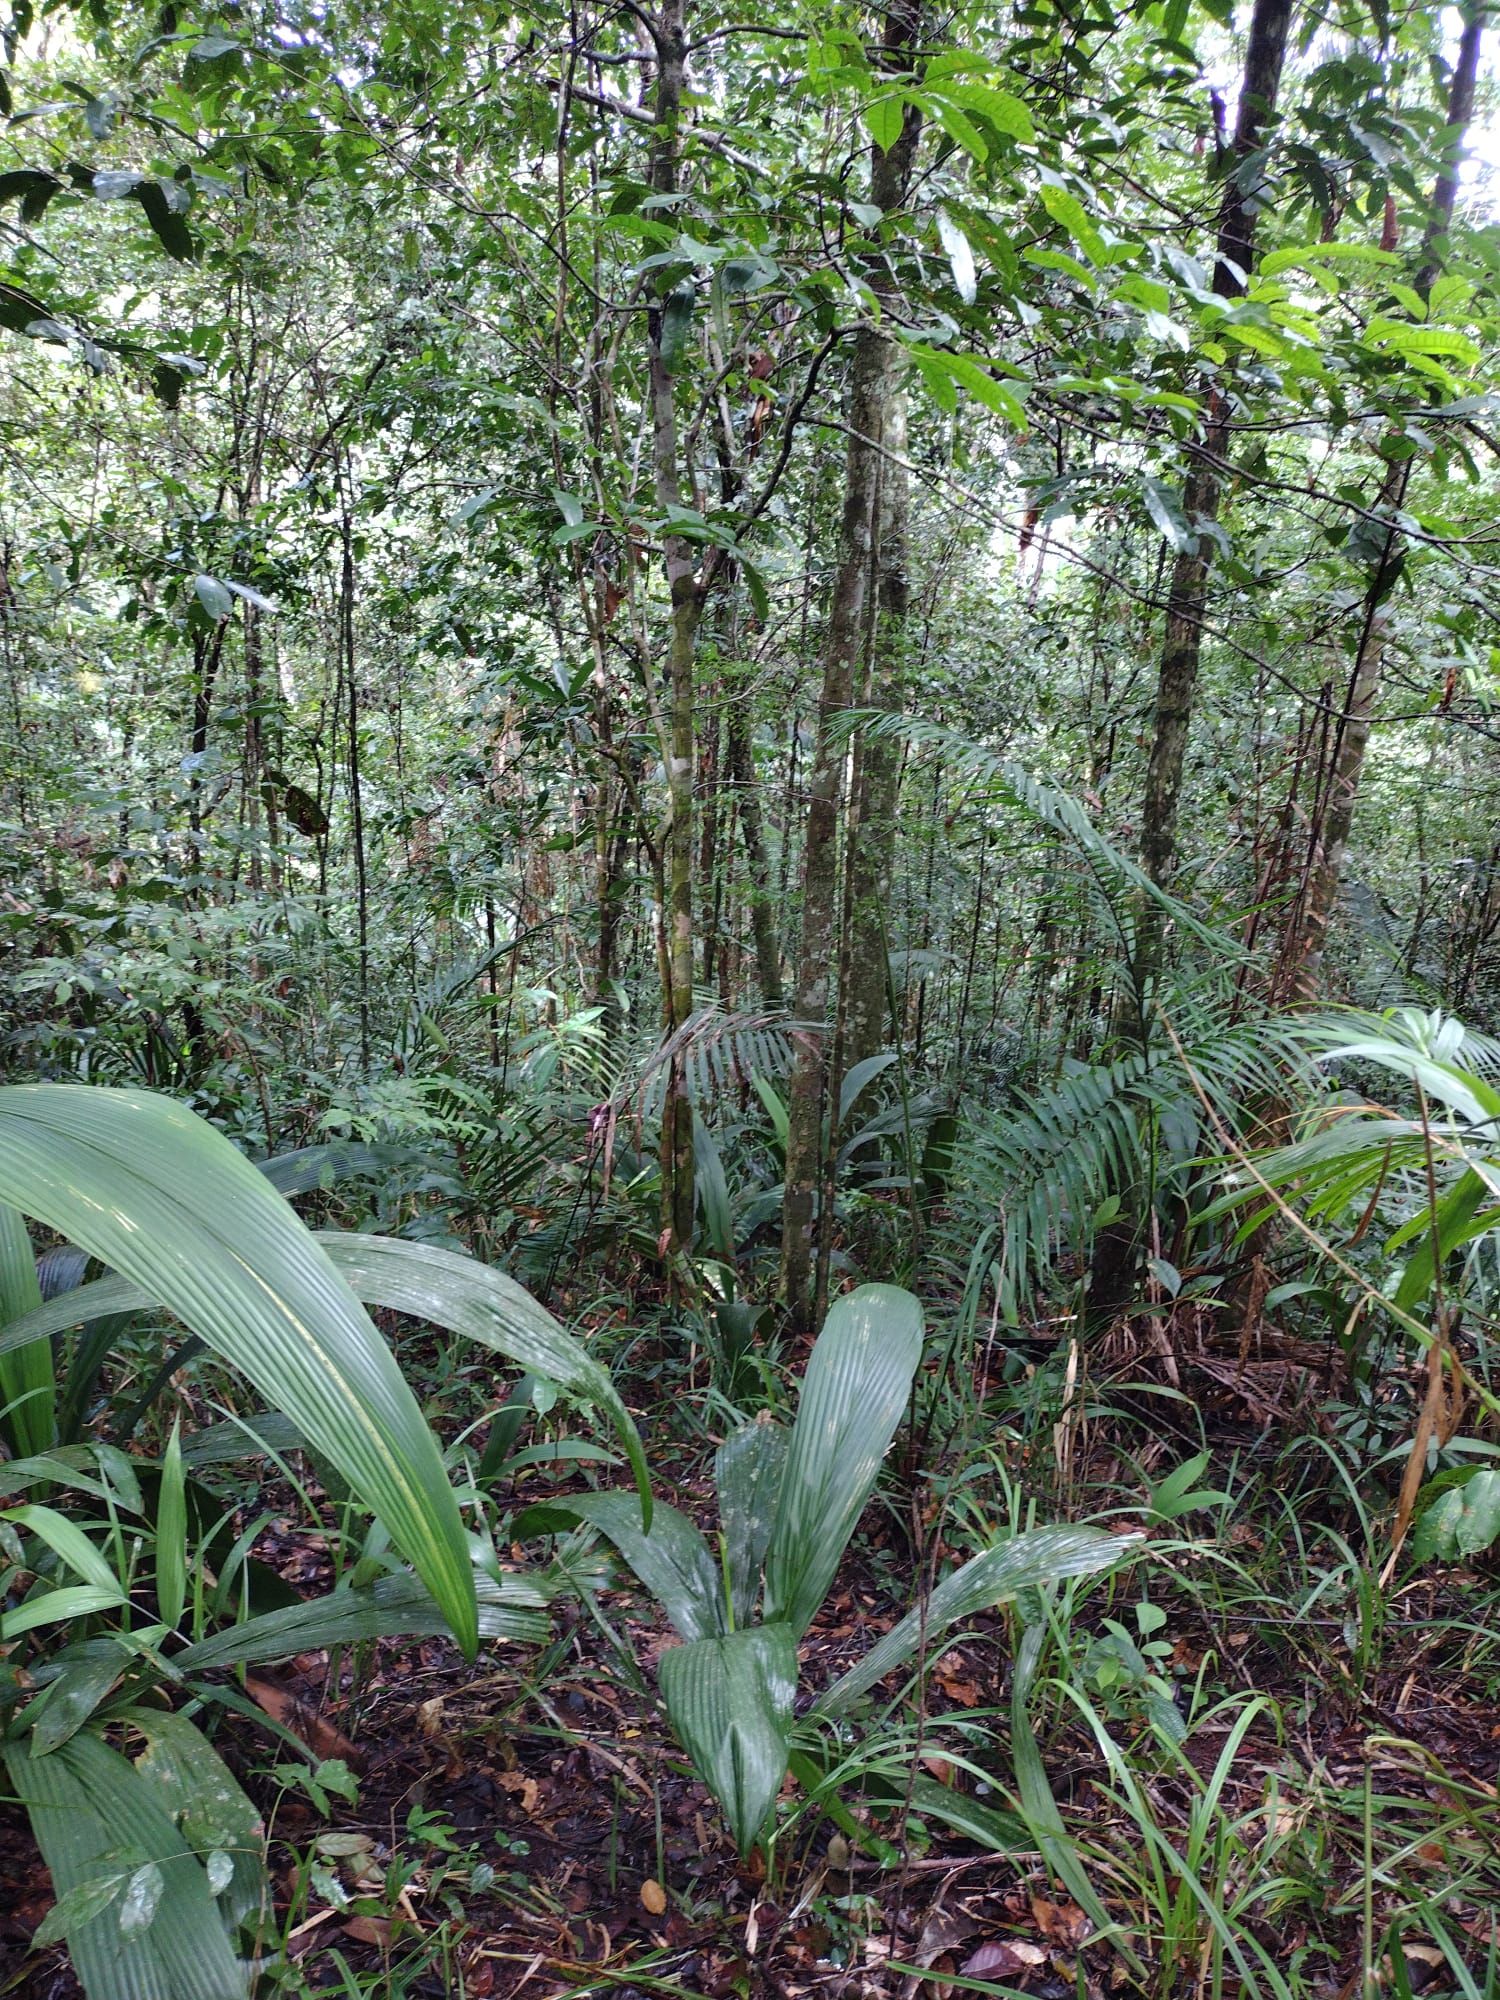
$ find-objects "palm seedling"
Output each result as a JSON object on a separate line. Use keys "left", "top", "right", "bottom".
{"left": 0, "top": 1084, "right": 649, "bottom": 2000}
{"left": 521, "top": 1282, "right": 1138, "bottom": 1854}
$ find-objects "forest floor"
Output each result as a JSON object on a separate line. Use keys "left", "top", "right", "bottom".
{"left": 4, "top": 1464, "right": 1500, "bottom": 2000}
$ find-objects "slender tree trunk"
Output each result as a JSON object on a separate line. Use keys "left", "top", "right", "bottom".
{"left": 1133, "top": 0, "right": 1295, "bottom": 979}
{"left": 646, "top": 0, "right": 701, "bottom": 1254}
{"left": 1280, "top": 0, "right": 1486, "bottom": 996}
{"left": 844, "top": 373, "right": 911, "bottom": 1073}
{"left": 725, "top": 701, "right": 782, "bottom": 1006}
{"left": 779, "top": 1, "right": 922, "bottom": 1330}
{"left": 338, "top": 471, "right": 371, "bottom": 1076}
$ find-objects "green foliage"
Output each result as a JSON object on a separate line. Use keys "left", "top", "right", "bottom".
{"left": 523, "top": 1284, "right": 1135, "bottom": 1852}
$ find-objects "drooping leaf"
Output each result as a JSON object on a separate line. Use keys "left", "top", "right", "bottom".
{"left": 177, "top": 1568, "right": 549, "bottom": 1673}
{"left": 763, "top": 1284, "right": 922, "bottom": 1639}
{"left": 515, "top": 1490, "right": 722, "bottom": 1641}
{"left": 0, "top": 1087, "right": 477, "bottom": 1657}
{"left": 815, "top": 1525, "right": 1139, "bottom": 1714}
{"left": 937, "top": 210, "right": 977, "bottom": 305}
{"left": 658, "top": 1625, "right": 797, "bottom": 1855}
{"left": 314, "top": 1232, "right": 650, "bottom": 1524}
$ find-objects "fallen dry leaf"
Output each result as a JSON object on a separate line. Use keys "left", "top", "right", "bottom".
{"left": 244, "top": 1676, "right": 361, "bottom": 1767}
{"left": 342, "top": 1915, "right": 394, "bottom": 1948}
{"left": 1031, "top": 1895, "right": 1092, "bottom": 1947}
{"left": 963, "top": 1938, "right": 1047, "bottom": 1977}
{"left": 497, "top": 1769, "right": 539, "bottom": 1814}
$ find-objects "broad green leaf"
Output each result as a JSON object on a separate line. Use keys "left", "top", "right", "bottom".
{"left": 814, "top": 1525, "right": 1139, "bottom": 1714}
{"left": 119, "top": 1862, "right": 165, "bottom": 1938}
{"left": 193, "top": 574, "right": 232, "bottom": 620}
{"left": 29, "top": 1639, "right": 130, "bottom": 1754}
{"left": 178, "top": 1569, "right": 549, "bottom": 1673}
{"left": 128, "top": 1709, "right": 265, "bottom": 1930}
{"left": 861, "top": 93, "right": 904, "bottom": 156}
{"left": 1143, "top": 476, "right": 1195, "bottom": 553}
{"left": 658, "top": 1625, "right": 797, "bottom": 1855}
{"left": 1412, "top": 1468, "right": 1500, "bottom": 1562}
{"left": 30, "top": 1869, "right": 130, "bottom": 1950}
{"left": 763, "top": 1284, "right": 922, "bottom": 1639}
{"left": 315, "top": 1231, "right": 650, "bottom": 1524}
{"left": 715, "top": 1418, "right": 787, "bottom": 1629}
{"left": 517, "top": 1490, "right": 723, "bottom": 1641}
{"left": 1393, "top": 1167, "right": 1490, "bottom": 1313}
{"left": 0, "top": 1088, "right": 476, "bottom": 1657}
{"left": 0, "top": 1273, "right": 152, "bottom": 1356}
{"left": 0, "top": 1203, "right": 52, "bottom": 1457}
{"left": 6, "top": 1729, "right": 248, "bottom": 1999}
{"left": 3, "top": 1583, "right": 126, "bottom": 1639}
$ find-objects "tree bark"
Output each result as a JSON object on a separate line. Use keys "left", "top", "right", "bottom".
{"left": 726, "top": 699, "right": 783, "bottom": 1007}
{"left": 778, "top": 1, "right": 923, "bottom": 1330}
{"left": 844, "top": 371, "right": 911, "bottom": 1073}
{"left": 1133, "top": 0, "right": 1295, "bottom": 980}
{"left": 1279, "top": 0, "right": 1486, "bottom": 996}
{"left": 646, "top": 0, "right": 702, "bottom": 1254}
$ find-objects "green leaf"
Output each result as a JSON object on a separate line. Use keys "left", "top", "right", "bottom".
{"left": 763, "top": 1284, "right": 922, "bottom": 1639}
{"left": 178, "top": 1569, "right": 549, "bottom": 1673}
{"left": 29, "top": 1868, "right": 130, "bottom": 1950}
{"left": 1009, "top": 1625, "right": 1145, "bottom": 1979}
{"left": 30, "top": 1640, "right": 130, "bottom": 1754}
{"left": 937, "top": 211, "right": 977, "bottom": 305}
{"left": 517, "top": 1490, "right": 723, "bottom": 1642}
{"left": 861, "top": 93, "right": 904, "bottom": 156}
{"left": 3, "top": 1583, "right": 126, "bottom": 1640}
{"left": 1412, "top": 1468, "right": 1500, "bottom": 1562}
{"left": 128, "top": 1709, "right": 265, "bottom": 1930}
{"left": 193, "top": 574, "right": 233, "bottom": 621}
{"left": 0, "top": 1202, "right": 52, "bottom": 1458}
{"left": 715, "top": 1418, "right": 787, "bottom": 1629}
{"left": 315, "top": 1231, "right": 651, "bottom": 1526}
{"left": 156, "top": 1419, "right": 187, "bottom": 1631}
{"left": 7, "top": 1503, "right": 120, "bottom": 1594}
{"left": 815, "top": 1525, "right": 1139, "bottom": 1714}
{"left": 6, "top": 1729, "right": 248, "bottom": 1999}
{"left": 0, "top": 1087, "right": 477, "bottom": 1658}
{"left": 1143, "top": 476, "right": 1195, "bottom": 553}
{"left": 659, "top": 279, "right": 695, "bottom": 375}
{"left": 658, "top": 1625, "right": 797, "bottom": 1855}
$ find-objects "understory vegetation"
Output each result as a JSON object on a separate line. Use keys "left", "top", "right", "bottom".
{"left": 2, "top": 0, "right": 1500, "bottom": 1992}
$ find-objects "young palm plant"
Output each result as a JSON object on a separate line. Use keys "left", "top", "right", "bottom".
{"left": 0, "top": 1084, "right": 648, "bottom": 2000}
{"left": 521, "top": 1283, "right": 1137, "bottom": 1854}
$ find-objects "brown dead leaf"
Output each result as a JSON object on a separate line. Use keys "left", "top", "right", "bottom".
{"left": 417, "top": 1696, "right": 446, "bottom": 1738}
{"left": 342, "top": 1915, "right": 394, "bottom": 1948}
{"left": 963, "top": 1939, "right": 1047, "bottom": 1978}
{"left": 244, "top": 1676, "right": 362, "bottom": 1767}
{"left": 497, "top": 1770, "right": 539, "bottom": 1814}
{"left": 1031, "top": 1896, "right": 1091, "bottom": 1947}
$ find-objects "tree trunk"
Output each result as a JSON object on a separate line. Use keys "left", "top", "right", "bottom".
{"left": 779, "top": 1, "right": 922, "bottom": 1330}
{"left": 1132, "top": 0, "right": 1295, "bottom": 979}
{"left": 725, "top": 701, "right": 783, "bottom": 1007}
{"left": 646, "top": 0, "right": 702, "bottom": 1255}
{"left": 844, "top": 371, "right": 910, "bottom": 1073}
{"left": 1279, "top": 0, "right": 1486, "bottom": 996}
